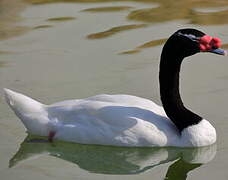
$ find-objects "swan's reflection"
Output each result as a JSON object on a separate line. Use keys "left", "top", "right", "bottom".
{"left": 10, "top": 135, "right": 216, "bottom": 178}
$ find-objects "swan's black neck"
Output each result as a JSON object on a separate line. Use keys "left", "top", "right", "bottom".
{"left": 159, "top": 36, "right": 202, "bottom": 132}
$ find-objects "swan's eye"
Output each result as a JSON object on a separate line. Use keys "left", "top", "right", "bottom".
{"left": 199, "top": 35, "right": 222, "bottom": 51}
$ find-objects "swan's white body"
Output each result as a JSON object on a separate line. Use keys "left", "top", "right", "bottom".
{"left": 3, "top": 89, "right": 216, "bottom": 147}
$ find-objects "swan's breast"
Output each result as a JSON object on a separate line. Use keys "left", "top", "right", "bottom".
{"left": 181, "top": 119, "right": 216, "bottom": 147}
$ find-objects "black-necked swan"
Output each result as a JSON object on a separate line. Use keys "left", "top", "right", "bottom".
{"left": 3, "top": 28, "right": 227, "bottom": 147}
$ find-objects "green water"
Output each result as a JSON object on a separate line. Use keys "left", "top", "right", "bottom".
{"left": 1, "top": 0, "right": 228, "bottom": 179}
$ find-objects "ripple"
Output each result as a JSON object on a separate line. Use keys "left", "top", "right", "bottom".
{"left": 189, "top": 9, "right": 228, "bottom": 25}
{"left": 0, "top": 26, "right": 31, "bottom": 41}
{"left": 222, "top": 43, "right": 228, "bottom": 49}
{"left": 0, "top": 61, "right": 7, "bottom": 67}
{"left": 0, "top": 0, "right": 30, "bottom": 40}
{"left": 33, "top": 25, "right": 53, "bottom": 29}
{"left": 0, "top": 51, "right": 13, "bottom": 55}
{"left": 137, "top": 38, "right": 167, "bottom": 49}
{"left": 119, "top": 49, "right": 141, "bottom": 55}
{"left": 24, "top": 0, "right": 228, "bottom": 25}
{"left": 82, "top": 6, "right": 133, "bottom": 12}
{"left": 87, "top": 24, "right": 148, "bottom": 39}
{"left": 47, "top": 16, "right": 76, "bottom": 22}
{"left": 120, "top": 38, "right": 167, "bottom": 55}
{"left": 193, "top": 6, "right": 228, "bottom": 13}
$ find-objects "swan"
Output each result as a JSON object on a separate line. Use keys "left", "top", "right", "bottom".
{"left": 3, "top": 28, "right": 227, "bottom": 147}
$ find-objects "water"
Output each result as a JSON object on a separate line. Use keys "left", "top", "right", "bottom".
{"left": 1, "top": 0, "right": 228, "bottom": 179}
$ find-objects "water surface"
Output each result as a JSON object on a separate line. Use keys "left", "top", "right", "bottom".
{"left": 1, "top": 0, "right": 228, "bottom": 179}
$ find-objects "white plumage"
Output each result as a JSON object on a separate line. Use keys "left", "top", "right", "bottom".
{"left": 3, "top": 88, "right": 216, "bottom": 147}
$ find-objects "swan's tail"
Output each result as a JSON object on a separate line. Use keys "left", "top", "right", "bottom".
{"left": 3, "top": 88, "right": 44, "bottom": 114}
{"left": 3, "top": 88, "right": 49, "bottom": 136}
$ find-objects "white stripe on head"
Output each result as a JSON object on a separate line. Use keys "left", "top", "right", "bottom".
{"left": 177, "top": 32, "right": 199, "bottom": 42}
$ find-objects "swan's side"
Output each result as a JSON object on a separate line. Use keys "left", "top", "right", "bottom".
{"left": 3, "top": 88, "right": 216, "bottom": 147}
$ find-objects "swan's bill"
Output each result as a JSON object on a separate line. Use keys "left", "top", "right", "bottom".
{"left": 209, "top": 48, "right": 227, "bottom": 56}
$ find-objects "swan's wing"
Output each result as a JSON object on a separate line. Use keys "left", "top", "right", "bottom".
{"left": 47, "top": 94, "right": 167, "bottom": 126}
{"left": 46, "top": 94, "right": 178, "bottom": 146}
{"left": 50, "top": 94, "right": 166, "bottom": 117}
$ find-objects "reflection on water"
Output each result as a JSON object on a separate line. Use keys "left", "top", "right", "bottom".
{"left": 0, "top": 0, "right": 29, "bottom": 40}
{"left": 87, "top": 24, "right": 148, "bottom": 39}
{"left": 47, "top": 17, "right": 76, "bottom": 22}
{"left": 119, "top": 49, "right": 141, "bottom": 55}
{"left": 0, "top": 51, "right": 12, "bottom": 55}
{"left": 0, "top": 61, "right": 7, "bottom": 67}
{"left": 189, "top": 8, "right": 228, "bottom": 25}
{"left": 127, "top": 1, "right": 228, "bottom": 25}
{"left": 120, "top": 38, "right": 167, "bottom": 54}
{"left": 24, "top": 0, "right": 228, "bottom": 25}
{"left": 10, "top": 135, "right": 216, "bottom": 178}
{"left": 0, "top": 51, "right": 10, "bottom": 69}
{"left": 82, "top": 6, "right": 133, "bottom": 12}
{"left": 20, "top": 0, "right": 228, "bottom": 58}
{"left": 222, "top": 43, "right": 228, "bottom": 49}
{"left": 33, "top": 25, "right": 53, "bottom": 29}
{"left": 165, "top": 159, "right": 201, "bottom": 180}
{"left": 137, "top": 38, "right": 167, "bottom": 49}
{"left": 0, "top": 0, "right": 227, "bottom": 57}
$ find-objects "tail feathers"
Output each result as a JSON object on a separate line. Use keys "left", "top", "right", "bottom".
{"left": 3, "top": 89, "right": 50, "bottom": 136}
{"left": 3, "top": 88, "right": 45, "bottom": 115}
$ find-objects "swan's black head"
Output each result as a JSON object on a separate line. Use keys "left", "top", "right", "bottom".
{"left": 165, "top": 28, "right": 226, "bottom": 58}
